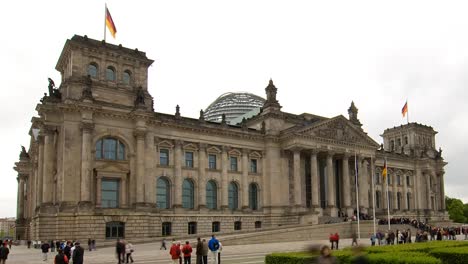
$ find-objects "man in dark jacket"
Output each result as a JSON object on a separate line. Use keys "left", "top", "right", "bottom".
{"left": 54, "top": 248, "right": 69, "bottom": 264}
{"left": 0, "top": 242, "right": 10, "bottom": 264}
{"left": 116, "top": 238, "right": 125, "bottom": 264}
{"left": 72, "top": 242, "right": 84, "bottom": 264}
{"left": 195, "top": 237, "right": 203, "bottom": 264}
{"left": 41, "top": 241, "right": 50, "bottom": 261}
{"left": 63, "top": 241, "right": 71, "bottom": 260}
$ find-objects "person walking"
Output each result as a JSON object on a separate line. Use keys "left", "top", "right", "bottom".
{"left": 72, "top": 242, "right": 84, "bottom": 264}
{"left": 54, "top": 248, "right": 69, "bottom": 264}
{"left": 202, "top": 239, "right": 208, "bottom": 264}
{"left": 125, "top": 241, "right": 134, "bottom": 263}
{"left": 41, "top": 241, "right": 50, "bottom": 261}
{"left": 208, "top": 235, "right": 220, "bottom": 264}
{"left": 195, "top": 237, "right": 203, "bottom": 264}
{"left": 116, "top": 238, "right": 125, "bottom": 264}
{"left": 160, "top": 239, "right": 167, "bottom": 250}
{"left": 370, "top": 233, "right": 376, "bottom": 246}
{"left": 0, "top": 242, "right": 10, "bottom": 264}
{"left": 351, "top": 232, "right": 358, "bottom": 246}
{"left": 217, "top": 241, "right": 223, "bottom": 264}
{"left": 182, "top": 241, "right": 193, "bottom": 264}
{"left": 170, "top": 241, "right": 181, "bottom": 264}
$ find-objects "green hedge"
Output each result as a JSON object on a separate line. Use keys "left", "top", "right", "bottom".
{"left": 430, "top": 247, "right": 468, "bottom": 264}
{"left": 265, "top": 241, "right": 468, "bottom": 264}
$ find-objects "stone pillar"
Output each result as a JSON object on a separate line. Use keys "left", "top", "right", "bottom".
{"left": 17, "top": 176, "right": 25, "bottom": 220}
{"left": 121, "top": 175, "right": 127, "bottom": 208}
{"left": 135, "top": 130, "right": 146, "bottom": 205}
{"left": 96, "top": 176, "right": 102, "bottom": 207}
{"left": 144, "top": 132, "right": 155, "bottom": 204}
{"left": 80, "top": 122, "right": 94, "bottom": 205}
{"left": 241, "top": 149, "right": 249, "bottom": 209}
{"left": 415, "top": 168, "right": 422, "bottom": 210}
{"left": 393, "top": 172, "right": 398, "bottom": 211}
{"left": 42, "top": 126, "right": 55, "bottom": 205}
{"left": 293, "top": 149, "right": 302, "bottom": 207}
{"left": 36, "top": 136, "right": 44, "bottom": 208}
{"left": 439, "top": 172, "right": 445, "bottom": 210}
{"left": 174, "top": 140, "right": 183, "bottom": 207}
{"left": 403, "top": 172, "right": 408, "bottom": 210}
{"left": 359, "top": 159, "right": 369, "bottom": 213}
{"left": 425, "top": 173, "right": 431, "bottom": 210}
{"left": 310, "top": 150, "right": 319, "bottom": 208}
{"left": 342, "top": 154, "right": 351, "bottom": 214}
{"left": 221, "top": 146, "right": 228, "bottom": 209}
{"left": 198, "top": 144, "right": 207, "bottom": 208}
{"left": 326, "top": 152, "right": 336, "bottom": 216}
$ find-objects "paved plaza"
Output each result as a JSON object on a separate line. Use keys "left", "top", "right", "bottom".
{"left": 6, "top": 235, "right": 466, "bottom": 264}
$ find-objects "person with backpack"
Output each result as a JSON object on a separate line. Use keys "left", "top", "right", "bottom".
{"left": 182, "top": 241, "right": 193, "bottom": 264}
{"left": 170, "top": 241, "right": 181, "bottom": 264}
{"left": 54, "top": 248, "right": 69, "bottom": 264}
{"left": 208, "top": 235, "right": 219, "bottom": 264}
{"left": 0, "top": 242, "right": 10, "bottom": 264}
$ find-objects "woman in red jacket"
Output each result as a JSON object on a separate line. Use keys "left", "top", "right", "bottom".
{"left": 181, "top": 241, "right": 193, "bottom": 264}
{"left": 169, "top": 242, "right": 181, "bottom": 264}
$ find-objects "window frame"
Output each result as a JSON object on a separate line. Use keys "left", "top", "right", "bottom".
{"left": 185, "top": 151, "right": 194, "bottom": 168}
{"left": 248, "top": 183, "right": 259, "bottom": 210}
{"left": 228, "top": 182, "right": 239, "bottom": 210}
{"left": 88, "top": 63, "right": 98, "bottom": 78}
{"left": 122, "top": 70, "right": 131, "bottom": 85}
{"left": 250, "top": 159, "right": 258, "bottom": 173}
{"left": 188, "top": 222, "right": 197, "bottom": 235}
{"left": 206, "top": 180, "right": 217, "bottom": 210}
{"left": 182, "top": 179, "right": 195, "bottom": 209}
{"left": 162, "top": 222, "right": 172, "bottom": 236}
{"left": 95, "top": 138, "right": 126, "bottom": 161}
{"left": 101, "top": 179, "right": 119, "bottom": 208}
{"left": 230, "top": 156, "right": 238, "bottom": 171}
{"left": 234, "top": 221, "right": 242, "bottom": 231}
{"left": 105, "top": 221, "right": 125, "bottom": 239}
{"left": 208, "top": 154, "right": 217, "bottom": 170}
{"left": 160, "top": 149, "right": 169, "bottom": 166}
{"left": 212, "top": 221, "right": 221, "bottom": 233}
{"left": 156, "top": 177, "right": 170, "bottom": 209}
{"left": 106, "top": 66, "right": 116, "bottom": 81}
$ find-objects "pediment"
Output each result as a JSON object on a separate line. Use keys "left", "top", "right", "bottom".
{"left": 183, "top": 143, "right": 198, "bottom": 151}
{"left": 158, "top": 140, "right": 174, "bottom": 149}
{"left": 296, "top": 115, "right": 379, "bottom": 148}
{"left": 228, "top": 149, "right": 242, "bottom": 156}
{"left": 249, "top": 151, "right": 262, "bottom": 158}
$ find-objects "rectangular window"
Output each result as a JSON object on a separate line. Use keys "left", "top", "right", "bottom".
{"left": 208, "top": 154, "right": 217, "bottom": 170}
{"left": 185, "top": 152, "right": 194, "bottom": 168}
{"left": 160, "top": 149, "right": 169, "bottom": 166}
{"left": 188, "top": 222, "right": 197, "bottom": 235}
{"left": 212, "top": 222, "right": 220, "bottom": 233}
{"left": 230, "top": 157, "right": 238, "bottom": 171}
{"left": 105, "top": 222, "right": 125, "bottom": 239}
{"left": 397, "top": 138, "right": 401, "bottom": 147}
{"left": 397, "top": 175, "right": 401, "bottom": 185}
{"left": 162, "top": 222, "right": 172, "bottom": 236}
{"left": 255, "top": 221, "right": 262, "bottom": 229}
{"left": 234, "top": 221, "right": 242, "bottom": 231}
{"left": 406, "top": 176, "right": 410, "bottom": 186}
{"left": 101, "top": 179, "right": 119, "bottom": 208}
{"left": 404, "top": 136, "right": 408, "bottom": 145}
{"left": 250, "top": 159, "right": 257, "bottom": 173}
{"left": 387, "top": 174, "right": 391, "bottom": 185}
{"left": 390, "top": 140, "right": 395, "bottom": 151}
{"left": 375, "top": 173, "right": 380, "bottom": 184}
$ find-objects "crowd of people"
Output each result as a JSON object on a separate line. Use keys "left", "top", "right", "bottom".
{"left": 165, "top": 235, "right": 222, "bottom": 264}
{"left": 40, "top": 240, "right": 86, "bottom": 264}
{"left": 115, "top": 238, "right": 134, "bottom": 264}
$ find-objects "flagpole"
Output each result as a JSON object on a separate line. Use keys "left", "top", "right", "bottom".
{"left": 386, "top": 158, "right": 391, "bottom": 230}
{"left": 104, "top": 3, "right": 107, "bottom": 41}
{"left": 371, "top": 156, "right": 376, "bottom": 237}
{"left": 355, "top": 152, "right": 361, "bottom": 241}
{"left": 407, "top": 99, "right": 409, "bottom": 124}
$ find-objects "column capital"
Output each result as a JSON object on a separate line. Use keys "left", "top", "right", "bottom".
{"left": 133, "top": 129, "right": 146, "bottom": 140}
{"left": 199, "top": 143, "right": 207, "bottom": 151}
{"left": 309, "top": 149, "right": 319, "bottom": 156}
{"left": 174, "top": 140, "right": 184, "bottom": 147}
{"left": 80, "top": 122, "right": 95, "bottom": 133}
{"left": 342, "top": 152, "right": 351, "bottom": 159}
{"left": 41, "top": 124, "right": 56, "bottom": 135}
{"left": 327, "top": 151, "right": 335, "bottom": 158}
{"left": 242, "top": 148, "right": 249, "bottom": 155}
{"left": 221, "top": 145, "right": 228, "bottom": 153}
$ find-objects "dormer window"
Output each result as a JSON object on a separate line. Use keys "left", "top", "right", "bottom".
{"left": 123, "top": 70, "right": 131, "bottom": 85}
{"left": 88, "top": 63, "right": 98, "bottom": 78}
{"left": 106, "top": 66, "right": 116, "bottom": 81}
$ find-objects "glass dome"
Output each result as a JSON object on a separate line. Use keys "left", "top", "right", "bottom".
{"left": 204, "top": 92, "right": 265, "bottom": 123}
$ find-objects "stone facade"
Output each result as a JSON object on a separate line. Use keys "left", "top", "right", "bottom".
{"left": 13, "top": 35, "right": 447, "bottom": 242}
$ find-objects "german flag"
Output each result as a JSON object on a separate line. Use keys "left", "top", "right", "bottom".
{"left": 106, "top": 7, "right": 117, "bottom": 38}
{"left": 382, "top": 160, "right": 388, "bottom": 182}
{"left": 402, "top": 101, "right": 408, "bottom": 117}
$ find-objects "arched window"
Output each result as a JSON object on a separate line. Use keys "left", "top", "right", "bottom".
{"left": 156, "top": 177, "right": 170, "bottom": 209}
{"left": 106, "top": 66, "right": 116, "bottom": 81}
{"left": 206, "top": 180, "right": 217, "bottom": 209}
{"left": 228, "top": 182, "right": 238, "bottom": 210}
{"left": 95, "top": 138, "right": 125, "bottom": 160}
{"left": 88, "top": 63, "right": 98, "bottom": 78}
{"left": 182, "top": 179, "right": 194, "bottom": 209}
{"left": 249, "top": 183, "right": 258, "bottom": 210}
{"left": 123, "top": 70, "right": 131, "bottom": 85}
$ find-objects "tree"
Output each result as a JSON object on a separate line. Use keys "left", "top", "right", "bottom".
{"left": 464, "top": 203, "right": 468, "bottom": 220}
{"left": 445, "top": 196, "right": 467, "bottom": 223}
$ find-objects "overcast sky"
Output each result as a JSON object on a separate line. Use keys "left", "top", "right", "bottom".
{"left": 1, "top": 0, "right": 467, "bottom": 217}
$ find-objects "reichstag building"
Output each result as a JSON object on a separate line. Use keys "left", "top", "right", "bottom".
{"left": 14, "top": 35, "right": 447, "bottom": 241}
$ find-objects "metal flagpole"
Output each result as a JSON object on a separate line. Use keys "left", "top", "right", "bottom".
{"left": 104, "top": 3, "right": 107, "bottom": 41}
{"left": 371, "top": 156, "right": 376, "bottom": 236}
{"left": 407, "top": 99, "right": 409, "bottom": 124}
{"left": 386, "top": 158, "right": 391, "bottom": 230}
{"left": 355, "top": 152, "right": 361, "bottom": 240}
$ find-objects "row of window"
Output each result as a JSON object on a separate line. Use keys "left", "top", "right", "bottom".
{"left": 160, "top": 149, "right": 258, "bottom": 172}
{"left": 390, "top": 136, "right": 409, "bottom": 151}
{"left": 375, "top": 191, "right": 411, "bottom": 211}
{"left": 101, "top": 178, "right": 260, "bottom": 210}
{"left": 105, "top": 220, "right": 262, "bottom": 239}
{"left": 87, "top": 63, "right": 132, "bottom": 85}
{"left": 157, "top": 178, "right": 259, "bottom": 210}
{"left": 375, "top": 172, "right": 411, "bottom": 186}
{"left": 95, "top": 138, "right": 259, "bottom": 173}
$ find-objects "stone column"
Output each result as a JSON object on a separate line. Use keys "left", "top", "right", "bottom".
{"left": 198, "top": 143, "right": 207, "bottom": 208}
{"left": 174, "top": 140, "right": 183, "bottom": 207}
{"left": 425, "top": 172, "right": 431, "bottom": 210}
{"left": 342, "top": 154, "right": 351, "bottom": 215}
{"left": 80, "top": 122, "right": 94, "bottom": 206}
{"left": 403, "top": 172, "right": 408, "bottom": 210}
{"left": 310, "top": 150, "right": 320, "bottom": 209}
{"left": 144, "top": 132, "right": 155, "bottom": 204}
{"left": 393, "top": 172, "right": 398, "bottom": 211}
{"left": 326, "top": 152, "right": 336, "bottom": 216}
{"left": 134, "top": 130, "right": 146, "bottom": 205}
{"left": 17, "top": 176, "right": 25, "bottom": 220}
{"left": 415, "top": 168, "right": 422, "bottom": 210}
{"left": 221, "top": 146, "right": 228, "bottom": 209}
{"left": 439, "top": 172, "right": 445, "bottom": 210}
{"left": 96, "top": 176, "right": 102, "bottom": 207}
{"left": 36, "top": 136, "right": 44, "bottom": 208}
{"left": 359, "top": 158, "right": 369, "bottom": 213}
{"left": 42, "top": 126, "right": 55, "bottom": 205}
{"left": 293, "top": 149, "right": 302, "bottom": 207}
{"left": 121, "top": 175, "right": 127, "bottom": 208}
{"left": 241, "top": 149, "right": 249, "bottom": 209}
